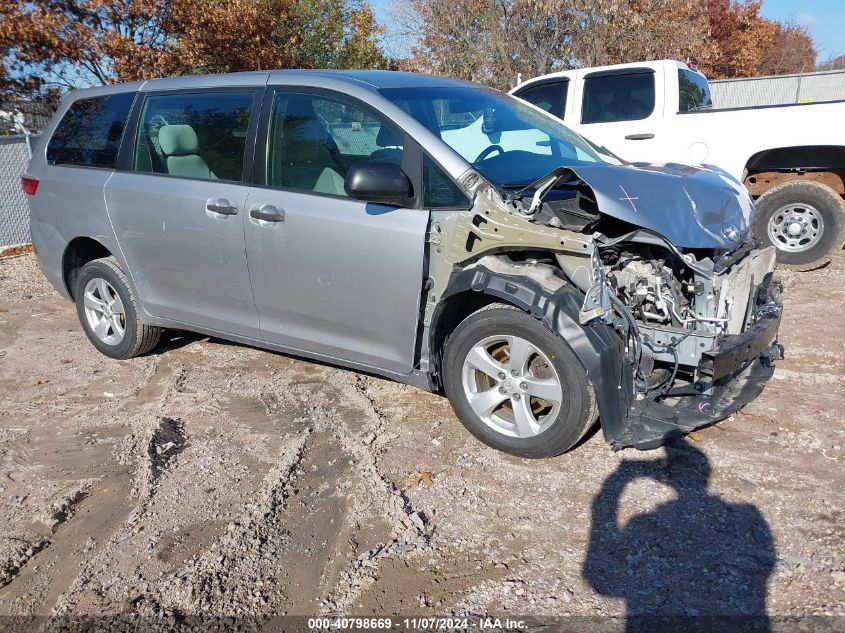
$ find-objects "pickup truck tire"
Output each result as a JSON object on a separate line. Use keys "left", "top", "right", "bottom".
{"left": 75, "top": 257, "right": 162, "bottom": 359}
{"left": 752, "top": 181, "right": 845, "bottom": 271}
{"left": 443, "top": 304, "right": 597, "bottom": 458}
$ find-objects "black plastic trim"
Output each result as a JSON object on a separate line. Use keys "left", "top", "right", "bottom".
{"left": 583, "top": 67, "right": 655, "bottom": 79}
{"left": 700, "top": 314, "right": 780, "bottom": 381}
{"left": 437, "top": 266, "right": 632, "bottom": 441}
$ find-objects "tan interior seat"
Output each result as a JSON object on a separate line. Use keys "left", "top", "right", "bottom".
{"left": 368, "top": 126, "right": 403, "bottom": 165}
{"left": 275, "top": 99, "right": 345, "bottom": 195}
{"left": 158, "top": 124, "right": 217, "bottom": 180}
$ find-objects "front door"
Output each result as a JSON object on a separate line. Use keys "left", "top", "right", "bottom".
{"left": 571, "top": 69, "right": 665, "bottom": 164}
{"left": 105, "top": 89, "right": 261, "bottom": 337}
{"left": 244, "top": 89, "right": 429, "bottom": 374}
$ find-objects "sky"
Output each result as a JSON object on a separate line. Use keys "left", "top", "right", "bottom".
{"left": 760, "top": 0, "right": 845, "bottom": 62}
{"left": 371, "top": 0, "right": 845, "bottom": 64}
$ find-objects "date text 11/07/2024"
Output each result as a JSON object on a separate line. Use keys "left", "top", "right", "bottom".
{"left": 306, "top": 617, "right": 527, "bottom": 630}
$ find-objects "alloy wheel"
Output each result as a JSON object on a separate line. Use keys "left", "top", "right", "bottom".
{"left": 461, "top": 334, "right": 563, "bottom": 438}
{"left": 83, "top": 278, "right": 126, "bottom": 345}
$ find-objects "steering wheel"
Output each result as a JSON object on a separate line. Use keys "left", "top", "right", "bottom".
{"left": 474, "top": 145, "right": 504, "bottom": 163}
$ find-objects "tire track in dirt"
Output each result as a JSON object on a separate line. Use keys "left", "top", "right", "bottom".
{"left": 136, "top": 432, "right": 311, "bottom": 618}
{"left": 318, "top": 371, "right": 431, "bottom": 614}
{"left": 12, "top": 359, "right": 193, "bottom": 617}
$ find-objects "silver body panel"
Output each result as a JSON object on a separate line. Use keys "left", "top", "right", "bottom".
{"left": 26, "top": 70, "right": 459, "bottom": 382}
{"left": 104, "top": 173, "right": 260, "bottom": 337}
{"left": 244, "top": 189, "right": 427, "bottom": 374}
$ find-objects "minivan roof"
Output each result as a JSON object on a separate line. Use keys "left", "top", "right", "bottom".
{"left": 62, "top": 70, "right": 480, "bottom": 100}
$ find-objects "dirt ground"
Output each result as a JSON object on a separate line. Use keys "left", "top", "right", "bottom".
{"left": 0, "top": 251, "right": 843, "bottom": 630}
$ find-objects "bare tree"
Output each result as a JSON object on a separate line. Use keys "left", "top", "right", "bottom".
{"left": 393, "top": 0, "right": 714, "bottom": 90}
{"left": 817, "top": 55, "right": 845, "bottom": 72}
{"left": 393, "top": 0, "right": 582, "bottom": 89}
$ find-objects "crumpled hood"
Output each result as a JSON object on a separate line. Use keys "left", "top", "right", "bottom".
{"left": 569, "top": 162, "right": 754, "bottom": 249}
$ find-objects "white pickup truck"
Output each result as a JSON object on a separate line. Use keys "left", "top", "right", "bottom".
{"left": 511, "top": 59, "right": 845, "bottom": 269}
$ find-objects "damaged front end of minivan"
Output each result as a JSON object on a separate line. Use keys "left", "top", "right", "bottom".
{"left": 425, "top": 162, "right": 783, "bottom": 450}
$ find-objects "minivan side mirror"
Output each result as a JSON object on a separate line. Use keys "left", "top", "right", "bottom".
{"left": 344, "top": 162, "right": 413, "bottom": 206}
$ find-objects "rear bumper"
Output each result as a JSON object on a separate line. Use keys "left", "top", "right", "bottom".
{"left": 610, "top": 282, "right": 783, "bottom": 450}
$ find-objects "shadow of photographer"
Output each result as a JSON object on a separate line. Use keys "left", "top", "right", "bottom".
{"left": 582, "top": 439, "right": 775, "bottom": 632}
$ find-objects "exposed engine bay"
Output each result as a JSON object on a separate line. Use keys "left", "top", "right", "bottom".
{"left": 507, "top": 166, "right": 783, "bottom": 399}
{"left": 426, "top": 163, "right": 785, "bottom": 448}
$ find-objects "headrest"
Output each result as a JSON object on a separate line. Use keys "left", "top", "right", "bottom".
{"left": 158, "top": 124, "right": 199, "bottom": 156}
{"left": 280, "top": 117, "right": 331, "bottom": 163}
{"left": 376, "top": 125, "right": 402, "bottom": 148}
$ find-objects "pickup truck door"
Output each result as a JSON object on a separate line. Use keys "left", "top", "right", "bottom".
{"left": 569, "top": 68, "right": 668, "bottom": 164}
{"left": 242, "top": 88, "right": 428, "bottom": 375}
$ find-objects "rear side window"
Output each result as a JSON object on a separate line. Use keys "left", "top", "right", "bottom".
{"left": 515, "top": 80, "right": 568, "bottom": 119}
{"left": 581, "top": 72, "right": 655, "bottom": 123}
{"left": 46, "top": 93, "right": 134, "bottom": 168}
{"left": 134, "top": 91, "right": 254, "bottom": 182}
{"left": 678, "top": 69, "right": 713, "bottom": 112}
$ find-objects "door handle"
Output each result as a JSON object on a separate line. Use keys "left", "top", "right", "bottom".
{"left": 250, "top": 205, "right": 285, "bottom": 223}
{"left": 206, "top": 198, "right": 238, "bottom": 215}
{"left": 625, "top": 133, "right": 655, "bottom": 140}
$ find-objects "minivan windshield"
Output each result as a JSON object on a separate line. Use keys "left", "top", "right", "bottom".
{"left": 380, "top": 86, "right": 615, "bottom": 188}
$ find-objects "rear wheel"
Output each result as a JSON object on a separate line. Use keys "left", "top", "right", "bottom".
{"left": 443, "top": 304, "right": 596, "bottom": 458}
{"left": 752, "top": 180, "right": 845, "bottom": 270}
{"left": 75, "top": 257, "right": 162, "bottom": 359}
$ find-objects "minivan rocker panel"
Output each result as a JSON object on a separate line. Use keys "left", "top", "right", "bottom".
{"left": 25, "top": 70, "right": 783, "bottom": 457}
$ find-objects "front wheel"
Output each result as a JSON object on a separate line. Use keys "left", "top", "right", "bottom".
{"left": 752, "top": 180, "right": 845, "bottom": 271}
{"left": 442, "top": 304, "right": 596, "bottom": 458}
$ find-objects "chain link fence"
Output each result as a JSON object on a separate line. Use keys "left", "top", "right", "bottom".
{"left": 0, "top": 134, "right": 37, "bottom": 247}
{"left": 711, "top": 69, "right": 845, "bottom": 108}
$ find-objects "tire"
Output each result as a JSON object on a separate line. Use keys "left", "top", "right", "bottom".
{"left": 75, "top": 257, "right": 162, "bottom": 359}
{"left": 752, "top": 181, "right": 845, "bottom": 271}
{"left": 442, "top": 304, "right": 597, "bottom": 458}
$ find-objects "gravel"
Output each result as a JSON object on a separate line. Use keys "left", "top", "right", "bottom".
{"left": 0, "top": 251, "right": 843, "bottom": 626}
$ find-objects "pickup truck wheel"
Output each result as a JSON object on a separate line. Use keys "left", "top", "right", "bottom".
{"left": 75, "top": 257, "right": 162, "bottom": 359}
{"left": 752, "top": 181, "right": 845, "bottom": 271}
{"left": 443, "top": 304, "right": 596, "bottom": 458}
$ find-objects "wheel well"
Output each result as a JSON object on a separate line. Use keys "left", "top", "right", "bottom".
{"left": 63, "top": 237, "right": 112, "bottom": 299}
{"left": 745, "top": 145, "right": 845, "bottom": 172}
{"left": 744, "top": 146, "right": 845, "bottom": 197}
{"left": 429, "top": 290, "right": 503, "bottom": 382}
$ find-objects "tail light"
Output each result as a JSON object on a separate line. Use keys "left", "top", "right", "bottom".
{"left": 21, "top": 177, "right": 39, "bottom": 196}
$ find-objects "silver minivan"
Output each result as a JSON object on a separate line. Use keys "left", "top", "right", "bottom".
{"left": 25, "top": 71, "right": 784, "bottom": 457}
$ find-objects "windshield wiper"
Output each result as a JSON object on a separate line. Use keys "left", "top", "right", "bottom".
{"left": 501, "top": 166, "right": 580, "bottom": 209}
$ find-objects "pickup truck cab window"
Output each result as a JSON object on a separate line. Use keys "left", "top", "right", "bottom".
{"left": 381, "top": 86, "right": 605, "bottom": 188}
{"left": 581, "top": 71, "right": 655, "bottom": 124}
{"left": 513, "top": 80, "right": 569, "bottom": 119}
{"left": 678, "top": 69, "right": 713, "bottom": 112}
{"left": 134, "top": 91, "right": 254, "bottom": 182}
{"left": 268, "top": 92, "right": 404, "bottom": 197}
{"left": 47, "top": 92, "right": 135, "bottom": 168}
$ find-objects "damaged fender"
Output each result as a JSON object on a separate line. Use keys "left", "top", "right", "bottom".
{"left": 437, "top": 262, "right": 633, "bottom": 443}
